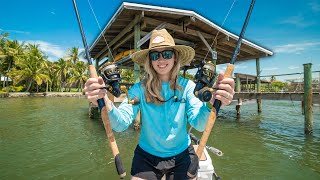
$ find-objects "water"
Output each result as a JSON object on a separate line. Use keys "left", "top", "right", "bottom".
{"left": 0, "top": 97, "right": 319, "bottom": 180}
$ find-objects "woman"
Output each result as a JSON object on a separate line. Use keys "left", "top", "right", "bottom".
{"left": 84, "top": 29, "right": 235, "bottom": 180}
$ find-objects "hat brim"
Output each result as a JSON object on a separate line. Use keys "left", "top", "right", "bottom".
{"left": 131, "top": 45, "right": 195, "bottom": 66}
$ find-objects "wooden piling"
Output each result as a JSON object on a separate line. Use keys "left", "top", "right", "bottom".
{"left": 256, "top": 58, "right": 262, "bottom": 112}
{"left": 134, "top": 17, "right": 141, "bottom": 83}
{"left": 133, "top": 17, "right": 141, "bottom": 129}
{"left": 235, "top": 74, "right": 242, "bottom": 116}
{"left": 303, "top": 63, "right": 313, "bottom": 134}
{"left": 89, "top": 103, "right": 99, "bottom": 118}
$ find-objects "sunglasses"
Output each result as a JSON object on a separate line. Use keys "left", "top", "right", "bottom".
{"left": 149, "top": 50, "right": 175, "bottom": 61}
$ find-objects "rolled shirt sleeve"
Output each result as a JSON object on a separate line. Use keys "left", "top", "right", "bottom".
{"left": 108, "top": 83, "right": 141, "bottom": 132}
{"left": 185, "top": 81, "right": 211, "bottom": 132}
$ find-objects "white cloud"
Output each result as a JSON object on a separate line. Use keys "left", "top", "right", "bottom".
{"left": 309, "top": 1, "right": 320, "bottom": 12}
{"left": 235, "top": 65, "right": 248, "bottom": 69}
{"left": 49, "top": 8, "right": 56, "bottom": 15}
{"left": 280, "top": 15, "right": 314, "bottom": 27}
{"left": 0, "top": 28, "right": 30, "bottom": 35}
{"left": 288, "top": 66, "right": 300, "bottom": 70}
{"left": 24, "top": 40, "right": 66, "bottom": 61}
{"left": 262, "top": 67, "right": 279, "bottom": 71}
{"left": 273, "top": 42, "right": 320, "bottom": 54}
{"left": 78, "top": 48, "right": 86, "bottom": 62}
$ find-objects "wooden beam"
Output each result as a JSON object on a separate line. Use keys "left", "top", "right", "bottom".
{"left": 94, "top": 14, "right": 143, "bottom": 59}
{"left": 217, "top": 35, "right": 230, "bottom": 44}
{"left": 234, "top": 92, "right": 320, "bottom": 104}
{"left": 140, "top": 31, "right": 196, "bottom": 48}
{"left": 196, "top": 31, "right": 213, "bottom": 55}
{"left": 137, "top": 22, "right": 167, "bottom": 48}
{"left": 134, "top": 15, "right": 141, "bottom": 83}
{"left": 112, "top": 32, "right": 134, "bottom": 51}
{"left": 143, "top": 16, "right": 213, "bottom": 39}
{"left": 200, "top": 46, "right": 232, "bottom": 59}
{"left": 178, "top": 16, "right": 196, "bottom": 27}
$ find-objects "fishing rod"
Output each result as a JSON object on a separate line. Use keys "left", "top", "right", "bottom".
{"left": 71, "top": 0, "right": 126, "bottom": 178}
{"left": 188, "top": 0, "right": 256, "bottom": 178}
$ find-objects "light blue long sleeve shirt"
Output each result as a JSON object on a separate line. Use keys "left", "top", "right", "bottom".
{"left": 108, "top": 76, "right": 211, "bottom": 158}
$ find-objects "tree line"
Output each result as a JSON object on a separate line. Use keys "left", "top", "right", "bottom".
{"left": 0, "top": 32, "right": 89, "bottom": 93}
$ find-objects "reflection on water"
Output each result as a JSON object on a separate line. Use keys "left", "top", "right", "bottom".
{"left": 0, "top": 98, "right": 319, "bottom": 179}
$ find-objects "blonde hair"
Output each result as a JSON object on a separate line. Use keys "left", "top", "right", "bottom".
{"left": 142, "top": 51, "right": 182, "bottom": 105}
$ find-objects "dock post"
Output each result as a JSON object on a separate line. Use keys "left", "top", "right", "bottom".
{"left": 133, "top": 16, "right": 141, "bottom": 129}
{"left": 303, "top": 63, "right": 313, "bottom": 134}
{"left": 89, "top": 102, "right": 99, "bottom": 118}
{"left": 235, "top": 74, "right": 242, "bottom": 116}
{"left": 106, "top": 48, "right": 115, "bottom": 102}
{"left": 256, "top": 58, "right": 262, "bottom": 113}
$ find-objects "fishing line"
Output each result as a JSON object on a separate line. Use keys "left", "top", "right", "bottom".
{"left": 203, "top": 0, "right": 237, "bottom": 61}
{"left": 87, "top": 0, "right": 114, "bottom": 61}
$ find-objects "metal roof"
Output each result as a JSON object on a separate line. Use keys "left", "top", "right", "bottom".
{"left": 89, "top": 2, "right": 273, "bottom": 68}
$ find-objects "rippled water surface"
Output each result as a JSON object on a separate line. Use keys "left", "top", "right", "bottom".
{"left": 0, "top": 97, "right": 319, "bottom": 179}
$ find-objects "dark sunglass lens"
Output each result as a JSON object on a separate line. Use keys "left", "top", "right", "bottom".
{"left": 150, "top": 52, "right": 160, "bottom": 61}
{"left": 162, "top": 50, "right": 173, "bottom": 59}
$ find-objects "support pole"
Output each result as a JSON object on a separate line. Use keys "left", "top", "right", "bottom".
{"left": 256, "top": 58, "right": 262, "bottom": 112}
{"left": 235, "top": 74, "right": 242, "bottom": 116}
{"left": 133, "top": 15, "right": 141, "bottom": 129}
{"left": 134, "top": 16, "right": 141, "bottom": 83}
{"left": 95, "top": 58, "right": 99, "bottom": 69}
{"left": 303, "top": 63, "right": 313, "bottom": 134}
{"left": 106, "top": 50, "right": 115, "bottom": 102}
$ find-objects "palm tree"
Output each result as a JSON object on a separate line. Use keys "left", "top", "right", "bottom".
{"left": 66, "top": 47, "right": 80, "bottom": 64}
{"left": 8, "top": 44, "right": 49, "bottom": 92}
{"left": 55, "top": 58, "right": 70, "bottom": 92}
{"left": 0, "top": 39, "right": 25, "bottom": 88}
{"left": 68, "top": 61, "right": 88, "bottom": 91}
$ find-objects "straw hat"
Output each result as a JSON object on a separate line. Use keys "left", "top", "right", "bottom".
{"left": 132, "top": 29, "right": 195, "bottom": 66}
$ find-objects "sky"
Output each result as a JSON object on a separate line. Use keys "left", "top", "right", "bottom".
{"left": 1, "top": 0, "right": 320, "bottom": 81}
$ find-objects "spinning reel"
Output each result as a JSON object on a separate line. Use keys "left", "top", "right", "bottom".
{"left": 99, "top": 62, "right": 122, "bottom": 98}
{"left": 193, "top": 50, "right": 218, "bottom": 102}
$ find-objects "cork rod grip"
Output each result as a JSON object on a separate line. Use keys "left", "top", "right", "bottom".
{"left": 195, "top": 63, "right": 235, "bottom": 160}
{"left": 89, "top": 65, "right": 126, "bottom": 178}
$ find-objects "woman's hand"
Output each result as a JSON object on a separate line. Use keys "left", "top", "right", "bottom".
{"left": 84, "top": 77, "right": 107, "bottom": 106}
{"left": 210, "top": 72, "right": 235, "bottom": 106}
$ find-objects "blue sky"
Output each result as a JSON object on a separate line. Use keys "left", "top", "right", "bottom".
{"left": 1, "top": 0, "right": 320, "bottom": 81}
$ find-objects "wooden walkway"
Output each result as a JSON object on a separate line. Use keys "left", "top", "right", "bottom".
{"left": 234, "top": 92, "right": 320, "bottom": 104}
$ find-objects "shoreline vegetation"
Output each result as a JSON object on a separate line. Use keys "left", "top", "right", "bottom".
{"left": 0, "top": 92, "right": 84, "bottom": 98}
{"left": 0, "top": 32, "right": 136, "bottom": 95}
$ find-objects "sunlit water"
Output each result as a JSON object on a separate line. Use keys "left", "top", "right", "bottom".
{"left": 0, "top": 97, "right": 319, "bottom": 179}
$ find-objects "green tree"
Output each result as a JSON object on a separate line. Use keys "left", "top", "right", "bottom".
{"left": 55, "top": 58, "right": 70, "bottom": 92}
{"left": 8, "top": 44, "right": 49, "bottom": 92}
{"left": 0, "top": 39, "right": 25, "bottom": 88}
{"left": 271, "top": 81, "right": 288, "bottom": 92}
{"left": 66, "top": 47, "right": 80, "bottom": 64}
{"left": 68, "top": 61, "right": 88, "bottom": 91}
{"left": 120, "top": 69, "right": 134, "bottom": 84}
{"left": 179, "top": 71, "right": 195, "bottom": 81}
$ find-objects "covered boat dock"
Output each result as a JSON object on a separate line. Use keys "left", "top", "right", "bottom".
{"left": 89, "top": 2, "right": 272, "bottom": 72}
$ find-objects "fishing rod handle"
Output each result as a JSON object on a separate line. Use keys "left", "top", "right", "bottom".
{"left": 196, "top": 64, "right": 234, "bottom": 159}
{"left": 89, "top": 65, "right": 126, "bottom": 178}
{"left": 224, "top": 63, "right": 234, "bottom": 78}
{"left": 72, "top": 0, "right": 125, "bottom": 177}
{"left": 195, "top": 108, "right": 217, "bottom": 158}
